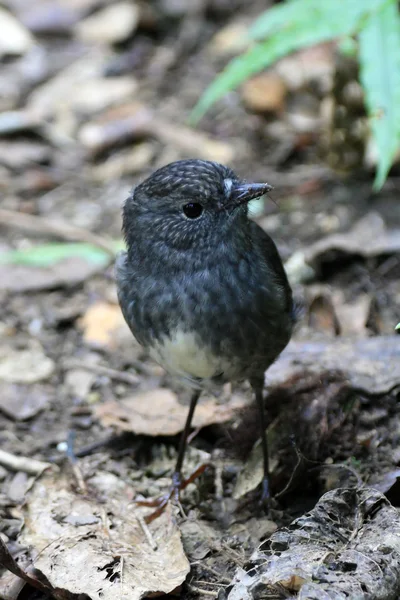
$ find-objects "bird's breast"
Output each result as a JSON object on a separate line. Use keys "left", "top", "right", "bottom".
{"left": 148, "top": 329, "right": 231, "bottom": 386}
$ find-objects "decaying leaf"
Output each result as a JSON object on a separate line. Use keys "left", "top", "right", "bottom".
{"left": 307, "top": 288, "right": 378, "bottom": 336}
{"left": 228, "top": 487, "right": 400, "bottom": 599}
{"left": 94, "top": 388, "right": 249, "bottom": 436}
{"left": 14, "top": 467, "right": 190, "bottom": 600}
{"left": 266, "top": 335, "right": 400, "bottom": 395}
{"left": 0, "top": 341, "right": 54, "bottom": 384}
{"left": 233, "top": 434, "right": 279, "bottom": 500}
{"left": 0, "top": 382, "right": 52, "bottom": 420}
{"left": 78, "top": 301, "right": 130, "bottom": 348}
{"left": 286, "top": 212, "right": 400, "bottom": 282}
{"left": 0, "top": 258, "right": 105, "bottom": 293}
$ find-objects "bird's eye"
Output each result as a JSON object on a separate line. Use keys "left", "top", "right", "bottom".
{"left": 182, "top": 203, "right": 203, "bottom": 219}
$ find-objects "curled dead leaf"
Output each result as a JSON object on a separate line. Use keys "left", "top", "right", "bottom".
{"left": 228, "top": 488, "right": 400, "bottom": 599}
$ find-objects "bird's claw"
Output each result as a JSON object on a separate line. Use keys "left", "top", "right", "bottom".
{"left": 135, "top": 463, "right": 209, "bottom": 523}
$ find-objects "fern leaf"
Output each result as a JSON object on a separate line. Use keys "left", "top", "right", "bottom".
{"left": 359, "top": 0, "right": 400, "bottom": 189}
{"left": 191, "top": 0, "right": 388, "bottom": 122}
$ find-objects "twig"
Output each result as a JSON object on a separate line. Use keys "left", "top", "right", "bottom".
{"left": 0, "top": 449, "right": 52, "bottom": 475}
{"left": 190, "top": 562, "right": 231, "bottom": 584}
{"left": 66, "top": 430, "right": 87, "bottom": 494}
{"left": 214, "top": 464, "right": 223, "bottom": 500}
{"left": 0, "top": 208, "right": 116, "bottom": 256}
{"left": 133, "top": 508, "right": 158, "bottom": 551}
{"left": 186, "top": 584, "right": 218, "bottom": 597}
{"left": 63, "top": 359, "right": 140, "bottom": 386}
{"left": 0, "top": 536, "right": 50, "bottom": 594}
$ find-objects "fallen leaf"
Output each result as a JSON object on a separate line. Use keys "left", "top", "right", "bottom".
{"left": 275, "top": 43, "right": 335, "bottom": 91}
{"left": 0, "top": 258, "right": 105, "bottom": 293}
{"left": 242, "top": 72, "right": 287, "bottom": 114}
{"left": 75, "top": 2, "right": 139, "bottom": 44}
{"left": 68, "top": 77, "right": 138, "bottom": 114}
{"left": 0, "top": 569, "right": 25, "bottom": 600}
{"left": 90, "top": 142, "right": 155, "bottom": 182}
{"left": 233, "top": 435, "right": 279, "bottom": 500}
{"left": 0, "top": 7, "right": 33, "bottom": 57}
{"left": 0, "top": 341, "right": 54, "bottom": 384}
{"left": 95, "top": 388, "right": 249, "bottom": 436}
{"left": 228, "top": 488, "right": 400, "bottom": 599}
{"left": 0, "top": 382, "right": 52, "bottom": 420}
{"left": 17, "top": 468, "right": 190, "bottom": 600}
{"left": 334, "top": 293, "right": 374, "bottom": 336}
{"left": 79, "top": 301, "right": 130, "bottom": 348}
{"left": 286, "top": 212, "right": 400, "bottom": 283}
{"left": 266, "top": 335, "right": 400, "bottom": 395}
{"left": 312, "top": 212, "right": 399, "bottom": 271}
{"left": 208, "top": 21, "right": 249, "bottom": 56}
{"left": 180, "top": 519, "right": 219, "bottom": 560}
{"left": 64, "top": 369, "right": 96, "bottom": 400}
{"left": 308, "top": 293, "right": 340, "bottom": 335}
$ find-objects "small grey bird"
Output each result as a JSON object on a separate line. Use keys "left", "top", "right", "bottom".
{"left": 116, "top": 159, "right": 294, "bottom": 510}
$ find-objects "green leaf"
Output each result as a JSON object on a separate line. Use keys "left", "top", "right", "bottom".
{"left": 247, "top": 0, "right": 388, "bottom": 42}
{"left": 359, "top": 0, "right": 400, "bottom": 189}
{"left": 0, "top": 241, "right": 125, "bottom": 268}
{"left": 191, "top": 0, "right": 389, "bottom": 123}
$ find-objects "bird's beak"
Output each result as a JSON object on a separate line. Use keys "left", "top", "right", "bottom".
{"left": 227, "top": 182, "right": 273, "bottom": 210}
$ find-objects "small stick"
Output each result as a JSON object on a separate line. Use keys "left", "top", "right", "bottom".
{"left": 0, "top": 449, "right": 52, "bottom": 475}
{"left": 0, "top": 208, "right": 116, "bottom": 256}
{"left": 66, "top": 431, "right": 87, "bottom": 494}
{"left": 0, "top": 536, "right": 49, "bottom": 594}
{"left": 133, "top": 508, "right": 158, "bottom": 551}
{"left": 186, "top": 584, "right": 218, "bottom": 597}
{"left": 63, "top": 360, "right": 140, "bottom": 386}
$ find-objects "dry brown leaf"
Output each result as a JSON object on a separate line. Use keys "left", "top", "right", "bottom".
{"left": 95, "top": 388, "right": 249, "bottom": 436}
{"left": 242, "top": 73, "right": 287, "bottom": 114}
{"left": 308, "top": 293, "right": 340, "bottom": 335}
{"left": 334, "top": 293, "right": 373, "bottom": 336}
{"left": 79, "top": 301, "right": 130, "bottom": 348}
{"left": 17, "top": 467, "right": 190, "bottom": 600}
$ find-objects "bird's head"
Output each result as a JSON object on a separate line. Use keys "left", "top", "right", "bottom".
{"left": 122, "top": 159, "right": 272, "bottom": 252}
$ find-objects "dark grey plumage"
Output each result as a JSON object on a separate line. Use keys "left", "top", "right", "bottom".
{"left": 116, "top": 159, "right": 294, "bottom": 507}
{"left": 117, "top": 159, "right": 293, "bottom": 387}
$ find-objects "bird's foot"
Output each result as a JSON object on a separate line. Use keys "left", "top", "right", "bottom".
{"left": 135, "top": 463, "right": 209, "bottom": 523}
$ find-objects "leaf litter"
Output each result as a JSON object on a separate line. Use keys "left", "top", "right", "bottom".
{"left": 12, "top": 466, "right": 190, "bottom": 600}
{"left": 0, "top": 1, "right": 400, "bottom": 599}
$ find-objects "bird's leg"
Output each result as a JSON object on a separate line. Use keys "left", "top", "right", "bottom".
{"left": 252, "top": 379, "right": 270, "bottom": 506}
{"left": 136, "top": 390, "right": 204, "bottom": 521}
{"left": 171, "top": 389, "right": 201, "bottom": 497}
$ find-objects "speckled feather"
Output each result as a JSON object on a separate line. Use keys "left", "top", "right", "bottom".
{"left": 116, "top": 159, "right": 293, "bottom": 388}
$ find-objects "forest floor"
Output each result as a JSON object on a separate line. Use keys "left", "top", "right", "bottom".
{"left": 0, "top": 1, "right": 400, "bottom": 599}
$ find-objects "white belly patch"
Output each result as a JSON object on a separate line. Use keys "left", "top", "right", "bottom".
{"left": 149, "top": 330, "right": 225, "bottom": 382}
